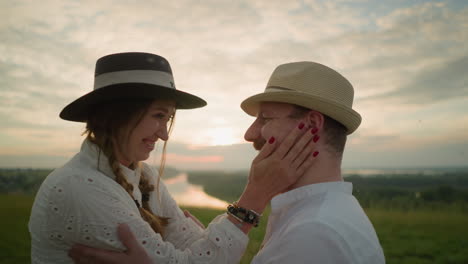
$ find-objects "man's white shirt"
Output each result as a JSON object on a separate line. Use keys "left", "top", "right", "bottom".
{"left": 252, "top": 181, "right": 385, "bottom": 264}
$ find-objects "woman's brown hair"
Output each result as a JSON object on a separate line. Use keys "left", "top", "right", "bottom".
{"left": 84, "top": 99, "right": 174, "bottom": 235}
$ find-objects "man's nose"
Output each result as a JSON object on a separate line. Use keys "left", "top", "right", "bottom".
{"left": 244, "top": 119, "right": 260, "bottom": 142}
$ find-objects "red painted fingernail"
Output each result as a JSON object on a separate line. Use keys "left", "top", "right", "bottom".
{"left": 311, "top": 128, "right": 318, "bottom": 134}
{"left": 298, "top": 122, "right": 305, "bottom": 129}
{"left": 268, "top": 137, "right": 275, "bottom": 144}
{"left": 313, "top": 151, "right": 319, "bottom": 157}
{"left": 313, "top": 135, "right": 320, "bottom": 143}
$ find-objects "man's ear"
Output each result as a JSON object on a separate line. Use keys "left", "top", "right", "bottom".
{"left": 306, "top": 110, "right": 325, "bottom": 131}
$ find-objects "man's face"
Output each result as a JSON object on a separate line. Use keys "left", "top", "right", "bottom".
{"left": 244, "top": 102, "right": 304, "bottom": 150}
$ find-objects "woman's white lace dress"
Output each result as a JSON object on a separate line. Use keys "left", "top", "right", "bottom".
{"left": 29, "top": 140, "right": 248, "bottom": 263}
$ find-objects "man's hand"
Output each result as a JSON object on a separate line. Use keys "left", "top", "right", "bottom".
{"left": 68, "top": 224, "right": 152, "bottom": 264}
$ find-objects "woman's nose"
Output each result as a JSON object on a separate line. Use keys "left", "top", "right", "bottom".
{"left": 157, "top": 124, "right": 169, "bottom": 141}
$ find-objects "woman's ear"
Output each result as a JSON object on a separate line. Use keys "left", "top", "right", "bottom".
{"left": 306, "top": 110, "right": 325, "bottom": 132}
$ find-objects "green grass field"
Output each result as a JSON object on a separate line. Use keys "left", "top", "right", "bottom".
{"left": 1, "top": 194, "right": 467, "bottom": 263}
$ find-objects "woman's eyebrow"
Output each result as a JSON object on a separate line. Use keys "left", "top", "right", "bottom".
{"left": 150, "top": 106, "right": 175, "bottom": 116}
{"left": 152, "top": 107, "right": 168, "bottom": 112}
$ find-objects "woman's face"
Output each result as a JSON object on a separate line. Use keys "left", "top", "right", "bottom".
{"left": 116, "top": 99, "right": 176, "bottom": 167}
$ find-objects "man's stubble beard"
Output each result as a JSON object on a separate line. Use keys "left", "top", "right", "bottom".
{"left": 253, "top": 138, "right": 266, "bottom": 151}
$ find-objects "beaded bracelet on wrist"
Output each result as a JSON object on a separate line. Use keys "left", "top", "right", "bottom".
{"left": 227, "top": 202, "right": 262, "bottom": 227}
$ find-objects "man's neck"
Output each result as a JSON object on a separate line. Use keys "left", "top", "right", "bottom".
{"left": 288, "top": 151, "right": 343, "bottom": 190}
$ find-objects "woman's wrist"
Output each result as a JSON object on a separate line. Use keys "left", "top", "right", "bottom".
{"left": 227, "top": 184, "right": 270, "bottom": 234}
{"left": 227, "top": 202, "right": 261, "bottom": 227}
{"left": 236, "top": 185, "right": 270, "bottom": 214}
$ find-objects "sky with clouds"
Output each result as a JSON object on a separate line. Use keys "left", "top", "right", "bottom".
{"left": 1, "top": 0, "right": 467, "bottom": 170}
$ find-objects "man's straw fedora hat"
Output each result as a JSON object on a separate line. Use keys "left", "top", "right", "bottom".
{"left": 241, "top": 61, "right": 361, "bottom": 134}
{"left": 60, "top": 52, "right": 206, "bottom": 122}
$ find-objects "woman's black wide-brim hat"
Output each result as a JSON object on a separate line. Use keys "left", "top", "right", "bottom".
{"left": 60, "top": 52, "right": 207, "bottom": 122}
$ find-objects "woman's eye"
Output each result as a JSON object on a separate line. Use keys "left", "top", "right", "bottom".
{"left": 153, "top": 113, "right": 173, "bottom": 123}
{"left": 153, "top": 113, "right": 166, "bottom": 119}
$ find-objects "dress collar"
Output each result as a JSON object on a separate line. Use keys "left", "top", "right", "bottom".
{"left": 271, "top": 181, "right": 353, "bottom": 213}
{"left": 80, "top": 139, "right": 141, "bottom": 187}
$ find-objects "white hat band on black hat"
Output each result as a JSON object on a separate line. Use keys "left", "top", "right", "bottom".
{"left": 94, "top": 70, "right": 175, "bottom": 90}
{"left": 60, "top": 52, "right": 206, "bottom": 122}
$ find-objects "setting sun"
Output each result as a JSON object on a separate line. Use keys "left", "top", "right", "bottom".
{"left": 207, "top": 127, "right": 241, "bottom": 146}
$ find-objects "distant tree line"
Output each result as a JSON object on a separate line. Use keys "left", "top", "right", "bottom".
{"left": 0, "top": 166, "right": 180, "bottom": 194}
{"left": 348, "top": 174, "right": 468, "bottom": 211}
{"left": 187, "top": 171, "right": 468, "bottom": 211}
{"left": 0, "top": 168, "right": 51, "bottom": 194}
{"left": 2, "top": 168, "right": 468, "bottom": 211}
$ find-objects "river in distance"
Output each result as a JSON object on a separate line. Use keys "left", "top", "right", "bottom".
{"left": 162, "top": 173, "right": 228, "bottom": 209}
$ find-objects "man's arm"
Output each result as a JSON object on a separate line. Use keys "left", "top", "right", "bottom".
{"left": 69, "top": 224, "right": 152, "bottom": 264}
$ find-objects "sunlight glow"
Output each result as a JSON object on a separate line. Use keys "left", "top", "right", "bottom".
{"left": 207, "top": 127, "right": 240, "bottom": 146}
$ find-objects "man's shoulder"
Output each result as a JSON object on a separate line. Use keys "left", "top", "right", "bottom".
{"left": 284, "top": 190, "right": 353, "bottom": 225}
{"left": 272, "top": 211, "right": 384, "bottom": 264}
{"left": 283, "top": 215, "right": 344, "bottom": 240}
{"left": 299, "top": 189, "right": 370, "bottom": 229}
{"left": 283, "top": 197, "right": 385, "bottom": 262}
{"left": 282, "top": 192, "right": 380, "bottom": 245}
{"left": 254, "top": 217, "right": 354, "bottom": 264}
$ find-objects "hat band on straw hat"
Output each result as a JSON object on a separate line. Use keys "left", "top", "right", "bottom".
{"left": 265, "top": 86, "right": 294, "bottom": 92}
{"left": 94, "top": 70, "right": 175, "bottom": 90}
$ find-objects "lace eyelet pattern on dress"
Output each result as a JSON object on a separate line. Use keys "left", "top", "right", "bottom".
{"left": 29, "top": 139, "right": 248, "bottom": 263}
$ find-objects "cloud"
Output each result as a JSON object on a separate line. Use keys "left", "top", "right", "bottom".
{"left": 327, "top": 2, "right": 468, "bottom": 97}
{"left": 362, "top": 56, "right": 468, "bottom": 105}
{"left": 1, "top": 0, "right": 467, "bottom": 169}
